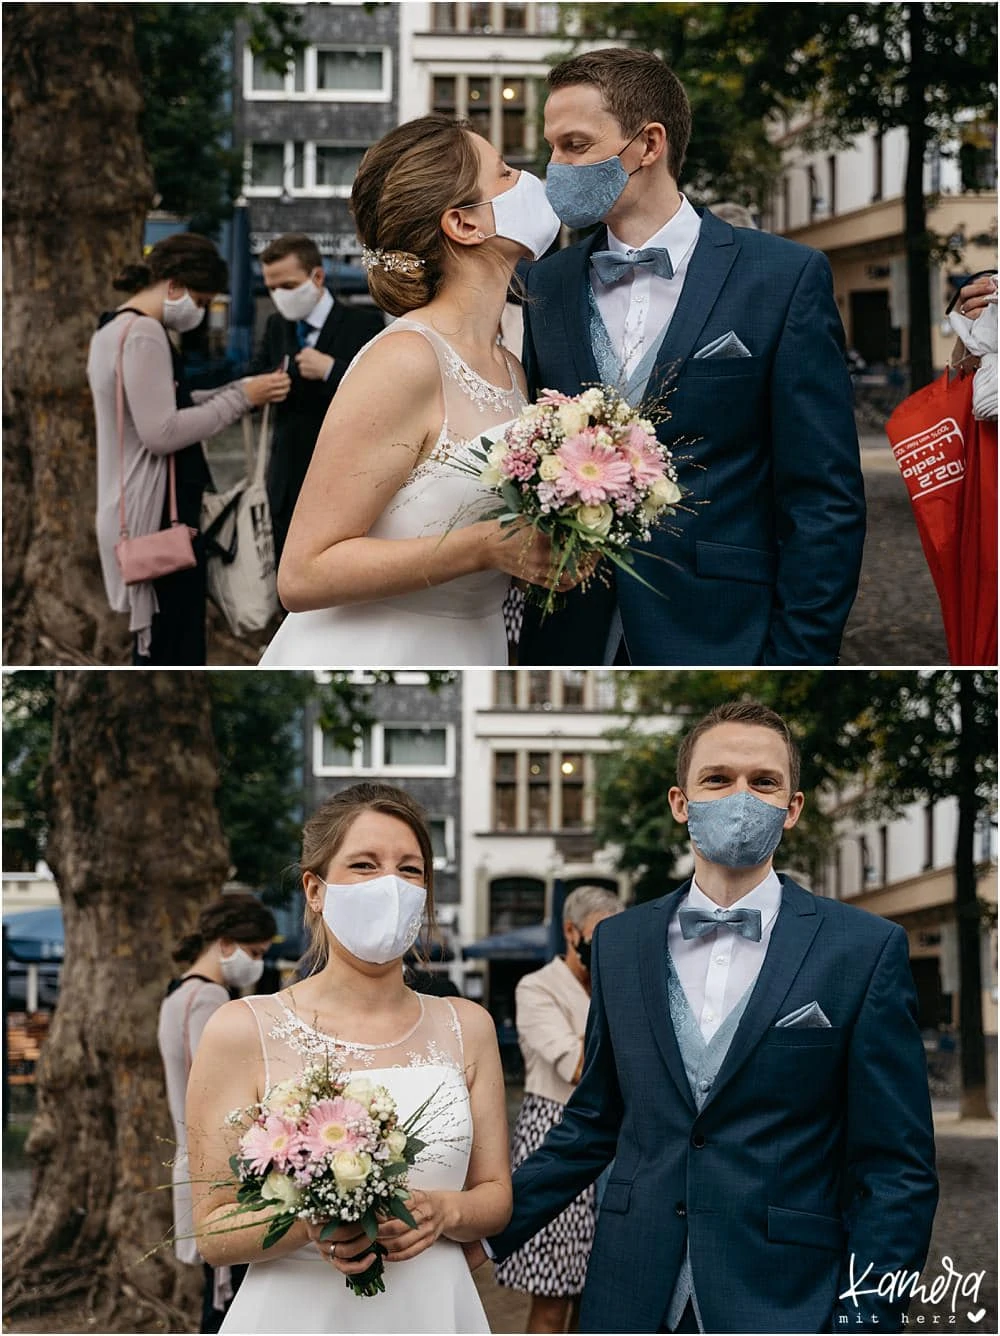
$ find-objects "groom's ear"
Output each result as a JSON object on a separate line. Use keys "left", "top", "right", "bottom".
{"left": 668, "top": 786, "right": 689, "bottom": 824}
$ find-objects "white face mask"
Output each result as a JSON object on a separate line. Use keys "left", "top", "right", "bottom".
{"left": 322, "top": 874, "right": 426, "bottom": 965}
{"left": 162, "top": 289, "right": 206, "bottom": 333}
{"left": 464, "top": 169, "right": 562, "bottom": 261}
{"left": 270, "top": 276, "right": 322, "bottom": 322}
{"left": 219, "top": 944, "right": 265, "bottom": 991}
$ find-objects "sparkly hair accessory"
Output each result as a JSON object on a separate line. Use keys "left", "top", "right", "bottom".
{"left": 361, "top": 245, "right": 425, "bottom": 274}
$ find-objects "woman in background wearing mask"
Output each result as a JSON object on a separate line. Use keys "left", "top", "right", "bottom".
{"left": 261, "top": 114, "right": 588, "bottom": 669}
{"left": 87, "top": 233, "right": 290, "bottom": 664}
{"left": 495, "top": 886, "right": 623, "bottom": 1333}
{"left": 186, "top": 783, "right": 511, "bottom": 1334}
{"left": 158, "top": 892, "right": 278, "bottom": 1333}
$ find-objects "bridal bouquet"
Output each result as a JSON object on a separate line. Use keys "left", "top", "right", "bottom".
{"left": 476, "top": 385, "right": 682, "bottom": 616}
{"left": 220, "top": 1062, "right": 433, "bottom": 1297}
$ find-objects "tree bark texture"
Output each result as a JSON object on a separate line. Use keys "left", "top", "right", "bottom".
{"left": 2, "top": 673, "right": 231, "bottom": 1327}
{"left": 903, "top": 3, "right": 934, "bottom": 391}
{"left": 3, "top": 4, "right": 152, "bottom": 665}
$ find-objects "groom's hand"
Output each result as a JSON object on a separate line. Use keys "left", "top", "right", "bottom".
{"left": 462, "top": 1240, "right": 489, "bottom": 1271}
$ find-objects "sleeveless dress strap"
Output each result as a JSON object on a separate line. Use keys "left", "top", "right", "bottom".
{"left": 442, "top": 997, "right": 465, "bottom": 1062}
{"left": 240, "top": 995, "right": 272, "bottom": 1093}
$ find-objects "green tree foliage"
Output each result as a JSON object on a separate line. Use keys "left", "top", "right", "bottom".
{"left": 133, "top": 3, "right": 302, "bottom": 227}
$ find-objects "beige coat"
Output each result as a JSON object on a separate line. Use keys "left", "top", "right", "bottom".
{"left": 515, "top": 956, "right": 590, "bottom": 1106}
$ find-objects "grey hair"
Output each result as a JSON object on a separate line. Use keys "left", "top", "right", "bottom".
{"left": 562, "top": 885, "right": 623, "bottom": 929}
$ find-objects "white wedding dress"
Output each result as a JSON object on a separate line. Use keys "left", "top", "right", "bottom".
{"left": 260, "top": 319, "right": 526, "bottom": 667}
{"left": 219, "top": 991, "right": 490, "bottom": 1335}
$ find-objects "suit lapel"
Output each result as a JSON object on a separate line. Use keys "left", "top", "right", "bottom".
{"left": 560, "top": 230, "right": 605, "bottom": 389}
{"left": 700, "top": 878, "right": 823, "bottom": 1112}
{"left": 638, "top": 886, "right": 697, "bottom": 1113}
{"left": 315, "top": 297, "right": 345, "bottom": 355}
{"left": 646, "top": 210, "right": 741, "bottom": 399}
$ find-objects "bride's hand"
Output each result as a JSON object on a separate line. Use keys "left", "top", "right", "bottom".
{"left": 480, "top": 520, "right": 598, "bottom": 591}
{"left": 305, "top": 1219, "right": 378, "bottom": 1275}
{"left": 377, "top": 1189, "right": 450, "bottom": 1264}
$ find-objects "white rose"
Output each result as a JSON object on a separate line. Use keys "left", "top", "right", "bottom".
{"left": 332, "top": 1150, "right": 372, "bottom": 1193}
{"left": 265, "top": 1078, "right": 308, "bottom": 1116}
{"left": 538, "top": 454, "right": 564, "bottom": 481}
{"left": 576, "top": 502, "right": 614, "bottom": 538}
{"left": 557, "top": 402, "right": 589, "bottom": 437}
{"left": 385, "top": 1129, "right": 408, "bottom": 1164}
{"left": 643, "top": 477, "right": 682, "bottom": 516}
{"left": 342, "top": 1077, "right": 374, "bottom": 1106}
{"left": 480, "top": 465, "right": 504, "bottom": 487}
{"left": 487, "top": 440, "right": 509, "bottom": 467}
{"left": 260, "top": 1171, "right": 303, "bottom": 1211}
{"left": 579, "top": 388, "right": 604, "bottom": 415}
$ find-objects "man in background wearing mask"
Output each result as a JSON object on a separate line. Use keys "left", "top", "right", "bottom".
{"left": 250, "top": 233, "right": 385, "bottom": 560}
{"left": 474, "top": 700, "right": 937, "bottom": 1334}
{"left": 517, "top": 48, "right": 865, "bottom": 667}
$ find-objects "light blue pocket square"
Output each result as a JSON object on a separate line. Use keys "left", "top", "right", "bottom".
{"left": 693, "top": 331, "right": 752, "bottom": 360}
{"left": 775, "top": 1001, "right": 832, "bottom": 1029}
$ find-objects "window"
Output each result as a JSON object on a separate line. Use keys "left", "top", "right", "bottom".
{"left": 503, "top": 4, "right": 528, "bottom": 30}
{"left": 246, "top": 141, "right": 362, "bottom": 197}
{"left": 528, "top": 671, "right": 552, "bottom": 708}
{"left": 245, "top": 44, "right": 391, "bottom": 102}
{"left": 494, "top": 671, "right": 518, "bottom": 708}
{"left": 316, "top": 48, "right": 384, "bottom": 93}
{"left": 428, "top": 817, "right": 454, "bottom": 869}
{"left": 494, "top": 752, "right": 518, "bottom": 830}
{"left": 489, "top": 876, "right": 545, "bottom": 932}
{"left": 468, "top": 2, "right": 493, "bottom": 31}
{"left": 560, "top": 753, "right": 585, "bottom": 828}
{"left": 501, "top": 78, "right": 526, "bottom": 157}
{"left": 467, "top": 76, "right": 492, "bottom": 141}
{"left": 432, "top": 75, "right": 457, "bottom": 113}
{"left": 249, "top": 143, "right": 285, "bottom": 190}
{"left": 562, "top": 670, "right": 585, "bottom": 709}
{"left": 528, "top": 753, "right": 551, "bottom": 829}
{"left": 314, "top": 146, "right": 364, "bottom": 192}
{"left": 431, "top": 2, "right": 457, "bottom": 30}
{"left": 314, "top": 723, "right": 454, "bottom": 775}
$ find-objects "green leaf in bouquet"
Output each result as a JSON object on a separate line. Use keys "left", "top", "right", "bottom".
{"left": 382, "top": 1160, "right": 410, "bottom": 1178}
{"left": 499, "top": 483, "right": 522, "bottom": 513}
{"left": 404, "top": 1136, "right": 427, "bottom": 1156}
{"left": 236, "top": 1183, "right": 263, "bottom": 1205}
{"left": 388, "top": 1196, "right": 418, "bottom": 1229}
{"left": 262, "top": 1214, "right": 296, "bottom": 1249}
{"left": 228, "top": 1155, "right": 240, "bottom": 1176}
{"left": 319, "top": 1220, "right": 340, "bottom": 1241}
{"left": 360, "top": 1211, "right": 380, "bottom": 1242}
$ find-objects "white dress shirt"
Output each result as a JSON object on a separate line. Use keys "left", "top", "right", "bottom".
{"left": 591, "top": 194, "right": 702, "bottom": 379}
{"left": 668, "top": 870, "right": 783, "bottom": 1041}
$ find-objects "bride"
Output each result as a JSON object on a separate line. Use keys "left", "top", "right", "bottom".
{"left": 260, "top": 114, "right": 578, "bottom": 667}
{"left": 187, "top": 783, "right": 511, "bottom": 1333}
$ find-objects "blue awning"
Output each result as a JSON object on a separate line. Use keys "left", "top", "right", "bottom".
{"left": 462, "top": 923, "right": 549, "bottom": 960}
{"left": 3, "top": 907, "right": 64, "bottom": 964}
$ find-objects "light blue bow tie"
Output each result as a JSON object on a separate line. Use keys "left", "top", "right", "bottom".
{"left": 677, "top": 906, "right": 762, "bottom": 942}
{"left": 591, "top": 247, "right": 674, "bottom": 284}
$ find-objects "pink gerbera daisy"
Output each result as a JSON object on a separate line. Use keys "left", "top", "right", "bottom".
{"left": 240, "top": 1115, "right": 301, "bottom": 1175}
{"left": 621, "top": 425, "right": 666, "bottom": 487}
{"left": 299, "top": 1097, "right": 372, "bottom": 1157}
{"left": 554, "top": 430, "right": 634, "bottom": 504}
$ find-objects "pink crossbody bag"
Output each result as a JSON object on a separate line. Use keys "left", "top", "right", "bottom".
{"left": 113, "top": 316, "right": 198, "bottom": 586}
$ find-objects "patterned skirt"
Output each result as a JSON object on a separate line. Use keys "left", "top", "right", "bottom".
{"left": 494, "top": 1093, "right": 597, "bottom": 1298}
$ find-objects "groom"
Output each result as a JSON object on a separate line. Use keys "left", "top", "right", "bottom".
{"left": 476, "top": 701, "right": 938, "bottom": 1333}
{"left": 518, "top": 49, "right": 866, "bottom": 666}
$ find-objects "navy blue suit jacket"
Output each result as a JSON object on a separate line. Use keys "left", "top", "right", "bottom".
{"left": 518, "top": 213, "right": 866, "bottom": 665}
{"left": 489, "top": 878, "right": 938, "bottom": 1333}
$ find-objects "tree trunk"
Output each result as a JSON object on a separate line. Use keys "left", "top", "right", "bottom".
{"left": 2, "top": 4, "right": 152, "bottom": 665}
{"left": 903, "top": 3, "right": 934, "bottom": 391}
{"left": 2, "top": 673, "right": 230, "bottom": 1329}
{"left": 954, "top": 672, "right": 990, "bottom": 1119}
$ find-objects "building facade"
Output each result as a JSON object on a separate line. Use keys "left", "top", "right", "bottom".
{"left": 236, "top": 3, "right": 400, "bottom": 265}
{"left": 762, "top": 117, "right": 998, "bottom": 373}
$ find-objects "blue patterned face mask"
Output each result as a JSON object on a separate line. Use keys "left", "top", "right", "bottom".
{"left": 684, "top": 791, "right": 788, "bottom": 869}
{"left": 544, "top": 129, "right": 646, "bottom": 229}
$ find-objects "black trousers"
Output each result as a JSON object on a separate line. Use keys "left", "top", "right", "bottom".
{"left": 200, "top": 1262, "right": 247, "bottom": 1334}
{"left": 131, "top": 540, "right": 208, "bottom": 666}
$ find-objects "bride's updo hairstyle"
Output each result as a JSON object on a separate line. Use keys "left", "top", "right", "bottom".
{"left": 350, "top": 114, "right": 482, "bottom": 317}
{"left": 300, "top": 782, "right": 438, "bottom": 973}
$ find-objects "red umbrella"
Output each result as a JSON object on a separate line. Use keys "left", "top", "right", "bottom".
{"left": 886, "top": 369, "right": 998, "bottom": 665}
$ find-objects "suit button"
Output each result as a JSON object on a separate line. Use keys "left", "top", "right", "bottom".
{"left": 692, "top": 1132, "right": 706, "bottom": 1149}
{"left": 675, "top": 1202, "right": 687, "bottom": 1217}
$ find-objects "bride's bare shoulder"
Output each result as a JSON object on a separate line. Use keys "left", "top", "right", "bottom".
{"left": 349, "top": 325, "right": 442, "bottom": 390}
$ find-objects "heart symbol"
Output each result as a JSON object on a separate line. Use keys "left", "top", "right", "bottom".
{"left": 968, "top": 1310, "right": 985, "bottom": 1324}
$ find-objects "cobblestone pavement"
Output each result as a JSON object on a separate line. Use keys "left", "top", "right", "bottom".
{"left": 204, "top": 428, "right": 949, "bottom": 669}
